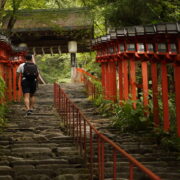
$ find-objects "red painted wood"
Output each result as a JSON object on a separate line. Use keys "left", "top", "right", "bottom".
{"left": 109, "top": 62, "right": 117, "bottom": 102}
{"left": 105, "top": 63, "right": 109, "bottom": 100}
{"left": 7, "top": 66, "right": 12, "bottom": 101}
{"left": 161, "top": 62, "right": 170, "bottom": 131}
{"left": 118, "top": 61, "right": 123, "bottom": 104}
{"left": 101, "top": 63, "right": 106, "bottom": 97}
{"left": 151, "top": 63, "right": 160, "bottom": 126}
{"left": 123, "top": 60, "right": 129, "bottom": 101}
{"left": 174, "top": 64, "right": 180, "bottom": 136}
{"left": 130, "top": 59, "right": 136, "bottom": 108}
{"left": 141, "top": 61, "right": 149, "bottom": 108}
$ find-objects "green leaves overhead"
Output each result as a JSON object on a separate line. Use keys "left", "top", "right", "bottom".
{"left": 1, "top": 0, "right": 179, "bottom": 35}
{"left": 81, "top": 0, "right": 180, "bottom": 27}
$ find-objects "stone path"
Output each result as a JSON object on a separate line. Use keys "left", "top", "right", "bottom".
{"left": 0, "top": 84, "right": 89, "bottom": 180}
{"left": 0, "top": 82, "right": 179, "bottom": 180}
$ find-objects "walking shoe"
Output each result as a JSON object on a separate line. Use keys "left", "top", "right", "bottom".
{"left": 29, "top": 109, "right": 33, "bottom": 113}
{"left": 26, "top": 110, "right": 32, "bottom": 116}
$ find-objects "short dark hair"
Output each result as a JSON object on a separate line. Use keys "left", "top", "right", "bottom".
{"left": 25, "top": 54, "right": 32, "bottom": 61}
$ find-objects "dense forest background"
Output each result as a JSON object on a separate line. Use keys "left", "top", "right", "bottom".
{"left": 0, "top": 0, "right": 179, "bottom": 83}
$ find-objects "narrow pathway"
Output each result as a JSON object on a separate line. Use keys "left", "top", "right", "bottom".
{"left": 0, "top": 84, "right": 89, "bottom": 180}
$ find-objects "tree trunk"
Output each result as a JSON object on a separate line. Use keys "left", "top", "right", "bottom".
{"left": 0, "top": 0, "right": 7, "bottom": 9}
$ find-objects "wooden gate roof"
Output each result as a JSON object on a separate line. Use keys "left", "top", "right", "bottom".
{"left": 2, "top": 8, "right": 94, "bottom": 54}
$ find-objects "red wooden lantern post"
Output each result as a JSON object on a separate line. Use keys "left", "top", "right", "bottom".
{"left": 154, "top": 24, "right": 172, "bottom": 131}
{"left": 175, "top": 38, "right": 180, "bottom": 136}
{"left": 175, "top": 59, "right": 180, "bottom": 136}
{"left": 92, "top": 23, "right": 180, "bottom": 137}
{"left": 162, "top": 23, "right": 180, "bottom": 136}
{"left": 104, "top": 34, "right": 116, "bottom": 101}
{"left": 93, "top": 34, "right": 117, "bottom": 102}
{"left": 116, "top": 29, "right": 125, "bottom": 104}
{"left": 94, "top": 37, "right": 108, "bottom": 99}
{"left": 143, "top": 25, "right": 160, "bottom": 126}
{"left": 108, "top": 31, "right": 118, "bottom": 102}
{"left": 0, "top": 35, "right": 12, "bottom": 102}
{"left": 7, "top": 62, "right": 13, "bottom": 101}
{"left": 125, "top": 27, "right": 137, "bottom": 104}
{"left": 116, "top": 28, "right": 128, "bottom": 103}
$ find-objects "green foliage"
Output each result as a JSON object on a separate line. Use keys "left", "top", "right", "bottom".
{"left": 77, "top": 52, "right": 101, "bottom": 78}
{"left": 112, "top": 100, "right": 153, "bottom": 132}
{"left": 35, "top": 52, "right": 99, "bottom": 85}
{"left": 36, "top": 54, "right": 71, "bottom": 83}
{"left": 0, "top": 76, "right": 7, "bottom": 128}
{"left": 79, "top": 0, "right": 180, "bottom": 30}
{"left": 0, "top": 104, "right": 8, "bottom": 128}
{"left": 93, "top": 95, "right": 117, "bottom": 117}
{"left": 153, "top": 127, "right": 180, "bottom": 152}
{"left": 0, "top": 76, "right": 5, "bottom": 99}
{"left": 1, "top": 0, "right": 179, "bottom": 35}
{"left": 4, "top": 0, "right": 48, "bottom": 10}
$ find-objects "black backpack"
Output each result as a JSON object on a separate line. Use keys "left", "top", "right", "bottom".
{"left": 23, "top": 62, "right": 38, "bottom": 80}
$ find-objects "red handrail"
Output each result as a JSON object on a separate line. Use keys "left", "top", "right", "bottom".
{"left": 76, "top": 68, "right": 101, "bottom": 100}
{"left": 54, "top": 82, "right": 161, "bottom": 180}
{"left": 76, "top": 68, "right": 99, "bottom": 81}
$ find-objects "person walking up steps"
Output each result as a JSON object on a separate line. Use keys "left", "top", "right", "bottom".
{"left": 16, "top": 54, "right": 39, "bottom": 116}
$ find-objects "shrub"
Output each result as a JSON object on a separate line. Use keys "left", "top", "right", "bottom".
{"left": 0, "top": 76, "right": 7, "bottom": 128}
{"left": 112, "top": 100, "right": 153, "bottom": 132}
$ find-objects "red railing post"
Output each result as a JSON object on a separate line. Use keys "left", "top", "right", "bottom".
{"left": 90, "top": 126, "right": 94, "bottom": 180}
{"left": 55, "top": 83, "right": 162, "bottom": 180}
{"left": 129, "top": 163, "right": 134, "bottom": 180}
{"left": 76, "top": 108, "right": 79, "bottom": 145}
{"left": 83, "top": 118, "right": 87, "bottom": 159}
{"left": 72, "top": 105, "right": 75, "bottom": 138}
{"left": 79, "top": 112, "right": 82, "bottom": 155}
{"left": 53, "top": 83, "right": 56, "bottom": 108}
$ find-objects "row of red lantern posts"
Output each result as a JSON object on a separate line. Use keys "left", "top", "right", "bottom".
{"left": 91, "top": 23, "right": 180, "bottom": 136}
{"left": 0, "top": 34, "right": 27, "bottom": 104}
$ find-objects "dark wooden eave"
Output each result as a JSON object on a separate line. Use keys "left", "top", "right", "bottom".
{"left": 2, "top": 8, "right": 94, "bottom": 54}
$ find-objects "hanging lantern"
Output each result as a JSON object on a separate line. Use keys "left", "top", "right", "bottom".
{"left": 68, "top": 41, "right": 77, "bottom": 53}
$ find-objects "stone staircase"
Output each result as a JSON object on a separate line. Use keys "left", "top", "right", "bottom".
{"left": 1, "top": 82, "right": 179, "bottom": 180}
{"left": 60, "top": 82, "right": 180, "bottom": 180}
{"left": 0, "top": 84, "right": 90, "bottom": 180}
